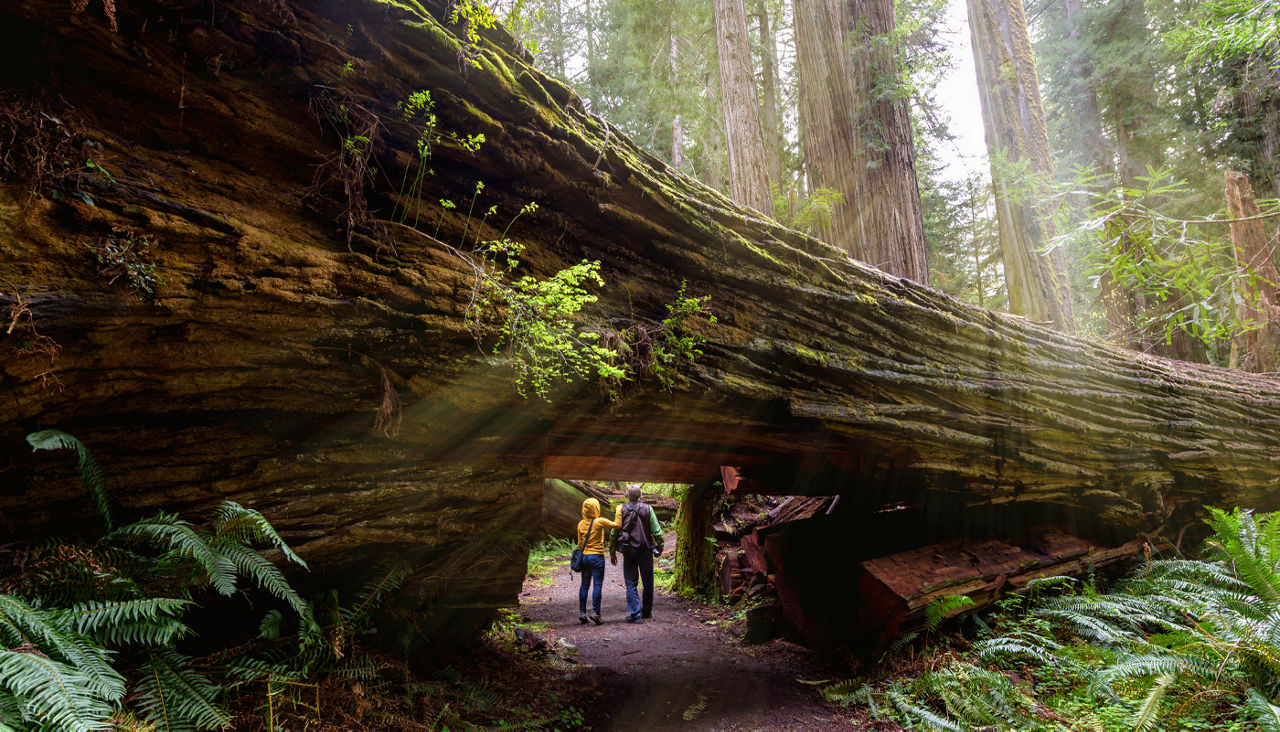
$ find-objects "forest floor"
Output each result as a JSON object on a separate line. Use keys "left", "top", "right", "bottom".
{"left": 511, "top": 542, "right": 864, "bottom": 731}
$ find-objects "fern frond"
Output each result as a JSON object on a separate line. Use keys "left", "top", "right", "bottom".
{"left": 113, "top": 516, "right": 237, "bottom": 596}
{"left": 925, "top": 595, "right": 975, "bottom": 633}
{"left": 0, "top": 687, "right": 23, "bottom": 730}
{"left": 0, "top": 594, "right": 123, "bottom": 700}
{"left": 1107, "top": 653, "right": 1220, "bottom": 683}
{"left": 136, "top": 649, "right": 231, "bottom": 731}
{"left": 217, "top": 544, "right": 310, "bottom": 622}
{"left": 1130, "top": 673, "right": 1175, "bottom": 732}
{"left": 1246, "top": 689, "right": 1280, "bottom": 732}
{"left": 342, "top": 559, "right": 412, "bottom": 628}
{"left": 883, "top": 631, "right": 919, "bottom": 660}
{"left": 0, "top": 649, "right": 116, "bottom": 732}
{"left": 885, "top": 688, "right": 965, "bottom": 732}
{"left": 976, "top": 637, "right": 1061, "bottom": 665}
{"left": 212, "top": 502, "right": 308, "bottom": 570}
{"left": 67, "top": 598, "right": 191, "bottom": 647}
{"left": 26, "top": 430, "right": 113, "bottom": 532}
{"left": 818, "top": 679, "right": 866, "bottom": 706}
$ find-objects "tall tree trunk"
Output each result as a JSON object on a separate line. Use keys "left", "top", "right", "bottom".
{"left": 1226, "top": 170, "right": 1280, "bottom": 372}
{"left": 793, "top": 0, "right": 929, "bottom": 283}
{"left": 670, "top": 31, "right": 685, "bottom": 171}
{"left": 756, "top": 0, "right": 784, "bottom": 190}
{"left": 1062, "top": 0, "right": 1109, "bottom": 175}
{"left": 551, "top": 0, "right": 565, "bottom": 77}
{"left": 966, "top": 0, "right": 1074, "bottom": 331}
{"left": 715, "top": 0, "right": 774, "bottom": 214}
{"left": 673, "top": 480, "right": 723, "bottom": 598}
{"left": 584, "top": 0, "right": 596, "bottom": 108}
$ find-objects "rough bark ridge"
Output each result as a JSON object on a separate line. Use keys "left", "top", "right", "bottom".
{"left": 967, "top": 0, "right": 1074, "bottom": 331}
{"left": 1, "top": 0, "right": 1279, "bottom": 648}
{"left": 792, "top": 0, "right": 929, "bottom": 283}
{"left": 715, "top": 0, "right": 773, "bottom": 214}
{"left": 1226, "top": 170, "right": 1280, "bottom": 372}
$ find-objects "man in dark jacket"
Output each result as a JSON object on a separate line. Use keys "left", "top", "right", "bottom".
{"left": 610, "top": 484, "right": 664, "bottom": 623}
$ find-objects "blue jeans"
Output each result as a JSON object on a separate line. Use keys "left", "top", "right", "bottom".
{"left": 622, "top": 546, "right": 654, "bottom": 618}
{"left": 578, "top": 554, "right": 605, "bottom": 615}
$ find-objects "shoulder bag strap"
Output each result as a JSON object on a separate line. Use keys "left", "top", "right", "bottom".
{"left": 640, "top": 503, "right": 655, "bottom": 545}
{"left": 580, "top": 517, "right": 596, "bottom": 553}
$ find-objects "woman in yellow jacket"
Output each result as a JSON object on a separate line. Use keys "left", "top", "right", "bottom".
{"left": 576, "top": 497, "right": 619, "bottom": 625}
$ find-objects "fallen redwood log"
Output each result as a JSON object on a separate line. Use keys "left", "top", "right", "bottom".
{"left": 1, "top": 0, "right": 1279, "bottom": 653}
{"left": 539, "top": 479, "right": 612, "bottom": 540}
{"left": 854, "top": 532, "right": 1148, "bottom": 648}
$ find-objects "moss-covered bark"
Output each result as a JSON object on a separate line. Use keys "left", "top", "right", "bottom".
{"left": 673, "top": 481, "right": 724, "bottom": 598}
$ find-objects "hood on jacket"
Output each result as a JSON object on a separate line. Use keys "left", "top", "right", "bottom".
{"left": 581, "top": 497, "right": 601, "bottom": 519}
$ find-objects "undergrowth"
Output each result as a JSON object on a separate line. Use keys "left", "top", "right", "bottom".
{"left": 2, "top": 431, "right": 594, "bottom": 731}
{"left": 0, "top": 430, "right": 312, "bottom": 731}
{"left": 827, "top": 507, "right": 1280, "bottom": 731}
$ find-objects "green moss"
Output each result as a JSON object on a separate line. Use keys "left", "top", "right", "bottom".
{"left": 793, "top": 344, "right": 826, "bottom": 365}
{"left": 672, "top": 482, "right": 723, "bottom": 600}
{"left": 475, "top": 50, "right": 521, "bottom": 96}
{"left": 370, "top": 0, "right": 433, "bottom": 22}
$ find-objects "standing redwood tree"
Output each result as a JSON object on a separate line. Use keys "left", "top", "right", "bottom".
{"left": 715, "top": 0, "right": 773, "bottom": 214}
{"left": 1226, "top": 170, "right": 1280, "bottom": 372}
{"left": 793, "top": 0, "right": 929, "bottom": 283}
{"left": 967, "top": 0, "right": 1074, "bottom": 331}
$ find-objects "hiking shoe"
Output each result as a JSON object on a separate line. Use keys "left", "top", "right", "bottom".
{"left": 578, "top": 613, "right": 588, "bottom": 624}
{"left": 626, "top": 615, "right": 644, "bottom": 624}
{"left": 641, "top": 613, "right": 652, "bottom": 619}
{"left": 590, "top": 612, "right": 602, "bottom": 625}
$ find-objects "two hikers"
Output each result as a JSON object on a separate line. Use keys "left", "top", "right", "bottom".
{"left": 574, "top": 485, "right": 664, "bottom": 625}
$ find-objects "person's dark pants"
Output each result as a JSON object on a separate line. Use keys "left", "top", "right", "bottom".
{"left": 578, "top": 554, "right": 605, "bottom": 615}
{"left": 622, "top": 545, "right": 654, "bottom": 618}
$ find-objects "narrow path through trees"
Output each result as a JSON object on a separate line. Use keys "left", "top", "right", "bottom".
{"left": 518, "top": 540, "right": 854, "bottom": 730}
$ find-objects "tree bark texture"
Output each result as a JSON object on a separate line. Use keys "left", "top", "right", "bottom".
{"left": 1226, "top": 170, "right": 1280, "bottom": 372}
{"left": 670, "top": 31, "right": 685, "bottom": 171}
{"left": 715, "top": 0, "right": 774, "bottom": 214}
{"left": 793, "top": 0, "right": 929, "bottom": 283}
{"left": 1, "top": 0, "right": 1279, "bottom": 649}
{"left": 966, "top": 0, "right": 1075, "bottom": 331}
{"left": 673, "top": 481, "right": 723, "bottom": 597}
{"left": 755, "top": 0, "right": 784, "bottom": 189}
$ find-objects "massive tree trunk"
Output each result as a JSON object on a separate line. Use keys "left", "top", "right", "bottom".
{"left": 670, "top": 31, "right": 685, "bottom": 171}
{"left": 1226, "top": 170, "right": 1280, "bottom": 372}
{"left": 966, "top": 0, "right": 1075, "bottom": 331}
{"left": 715, "top": 0, "right": 774, "bottom": 214}
{"left": 2, "top": 0, "right": 1280, "bottom": 651}
{"left": 793, "top": 0, "right": 929, "bottom": 282}
{"left": 755, "top": 0, "right": 784, "bottom": 189}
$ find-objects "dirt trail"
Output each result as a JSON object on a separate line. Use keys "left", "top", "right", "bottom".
{"left": 518, "top": 544, "right": 855, "bottom": 731}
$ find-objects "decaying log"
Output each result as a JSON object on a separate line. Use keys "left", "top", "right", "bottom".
{"left": 855, "top": 532, "right": 1147, "bottom": 648}
{"left": 0, "top": 0, "right": 1278, "bottom": 652}
{"left": 540, "top": 479, "right": 679, "bottom": 539}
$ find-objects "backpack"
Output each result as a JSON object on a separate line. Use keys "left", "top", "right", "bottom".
{"left": 618, "top": 503, "right": 653, "bottom": 551}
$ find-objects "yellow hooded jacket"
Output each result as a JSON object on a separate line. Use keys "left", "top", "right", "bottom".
{"left": 576, "top": 498, "right": 619, "bottom": 555}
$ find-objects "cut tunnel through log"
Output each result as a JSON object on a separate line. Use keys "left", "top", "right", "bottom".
{"left": 1, "top": 0, "right": 1279, "bottom": 656}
